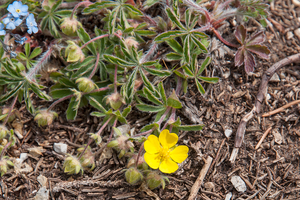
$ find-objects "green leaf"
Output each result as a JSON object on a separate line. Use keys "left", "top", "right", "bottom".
{"left": 104, "top": 55, "right": 136, "bottom": 67}
{"left": 165, "top": 7, "right": 185, "bottom": 30}
{"left": 143, "top": 87, "right": 163, "bottom": 106}
{"left": 158, "top": 82, "right": 167, "bottom": 105}
{"left": 0, "top": 82, "right": 23, "bottom": 102}
{"left": 51, "top": 0, "right": 62, "bottom": 12}
{"left": 89, "top": 97, "right": 107, "bottom": 113}
{"left": 83, "top": 1, "right": 118, "bottom": 14}
{"left": 134, "top": 30, "right": 156, "bottom": 36}
{"left": 78, "top": 27, "right": 96, "bottom": 55}
{"left": 66, "top": 97, "right": 78, "bottom": 120}
{"left": 166, "top": 90, "right": 182, "bottom": 109}
{"left": 59, "top": 77, "right": 77, "bottom": 88}
{"left": 197, "top": 56, "right": 211, "bottom": 75}
{"left": 165, "top": 52, "right": 182, "bottom": 61}
{"left": 154, "top": 31, "right": 185, "bottom": 43}
{"left": 143, "top": 67, "right": 171, "bottom": 77}
{"left": 29, "top": 83, "right": 52, "bottom": 101}
{"left": 191, "top": 35, "right": 207, "bottom": 53}
{"left": 50, "top": 88, "right": 73, "bottom": 99}
{"left": 24, "top": 88, "right": 35, "bottom": 114}
{"left": 197, "top": 76, "right": 219, "bottom": 83}
{"left": 124, "top": 4, "right": 143, "bottom": 15}
{"left": 66, "top": 56, "right": 95, "bottom": 71}
{"left": 29, "top": 47, "right": 42, "bottom": 59}
{"left": 183, "top": 36, "right": 190, "bottom": 63}
{"left": 136, "top": 104, "right": 165, "bottom": 112}
{"left": 25, "top": 43, "right": 30, "bottom": 56}
{"left": 122, "top": 106, "right": 131, "bottom": 117}
{"left": 90, "top": 111, "right": 106, "bottom": 118}
{"left": 195, "top": 78, "right": 205, "bottom": 94}
{"left": 178, "top": 124, "right": 204, "bottom": 131}
{"left": 183, "top": 65, "right": 194, "bottom": 77}
{"left": 125, "top": 68, "right": 138, "bottom": 102}
{"left": 166, "top": 39, "right": 183, "bottom": 54}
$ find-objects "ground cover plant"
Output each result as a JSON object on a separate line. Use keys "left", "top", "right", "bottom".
{"left": 2, "top": 0, "right": 300, "bottom": 199}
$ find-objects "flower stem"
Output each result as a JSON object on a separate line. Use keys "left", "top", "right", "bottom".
{"left": 78, "top": 116, "right": 113, "bottom": 160}
{"left": 70, "top": 1, "right": 92, "bottom": 20}
{"left": 212, "top": 28, "right": 239, "bottom": 48}
{"left": 114, "top": 65, "right": 118, "bottom": 93}
{"left": 88, "top": 53, "right": 100, "bottom": 79}
{"left": 157, "top": 106, "right": 171, "bottom": 125}
{"left": 3, "top": 95, "right": 18, "bottom": 127}
{"left": 139, "top": 42, "right": 158, "bottom": 64}
{"left": 135, "top": 142, "right": 144, "bottom": 168}
{"left": 81, "top": 34, "right": 109, "bottom": 49}
{"left": 0, "top": 140, "right": 12, "bottom": 160}
{"left": 133, "top": 128, "right": 154, "bottom": 137}
{"left": 47, "top": 94, "right": 74, "bottom": 111}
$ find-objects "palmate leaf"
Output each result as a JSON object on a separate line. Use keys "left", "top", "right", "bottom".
{"left": 0, "top": 82, "right": 24, "bottom": 102}
{"left": 166, "top": 39, "right": 183, "bottom": 54}
{"left": 143, "top": 87, "right": 163, "bottom": 106}
{"left": 165, "top": 7, "right": 185, "bottom": 30}
{"left": 29, "top": 82, "right": 52, "bottom": 101}
{"left": 89, "top": 97, "right": 107, "bottom": 114}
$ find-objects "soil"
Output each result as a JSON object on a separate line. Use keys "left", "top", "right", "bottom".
{"left": 1, "top": 0, "right": 300, "bottom": 200}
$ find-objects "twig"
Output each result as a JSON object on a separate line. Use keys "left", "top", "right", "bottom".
{"left": 255, "top": 127, "right": 272, "bottom": 150}
{"left": 188, "top": 156, "right": 213, "bottom": 200}
{"left": 230, "top": 53, "right": 300, "bottom": 163}
{"left": 207, "top": 138, "right": 225, "bottom": 176}
{"left": 262, "top": 99, "right": 300, "bottom": 117}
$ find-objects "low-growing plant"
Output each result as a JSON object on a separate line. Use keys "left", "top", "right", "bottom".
{"left": 0, "top": 0, "right": 270, "bottom": 192}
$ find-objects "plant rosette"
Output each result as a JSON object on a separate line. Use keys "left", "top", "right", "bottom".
{"left": 144, "top": 129, "right": 189, "bottom": 174}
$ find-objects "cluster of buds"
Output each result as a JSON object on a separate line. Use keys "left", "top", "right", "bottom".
{"left": 145, "top": 171, "right": 169, "bottom": 190}
{"left": 34, "top": 110, "right": 58, "bottom": 127}
{"left": 0, "top": 125, "right": 9, "bottom": 140}
{"left": 107, "top": 127, "right": 134, "bottom": 158}
{"left": 0, "top": 156, "right": 14, "bottom": 176}
{"left": 63, "top": 155, "right": 83, "bottom": 175}
{"left": 75, "top": 77, "right": 96, "bottom": 93}
{"left": 125, "top": 167, "right": 143, "bottom": 185}
{"left": 77, "top": 146, "right": 95, "bottom": 171}
{"left": 65, "top": 41, "right": 85, "bottom": 62}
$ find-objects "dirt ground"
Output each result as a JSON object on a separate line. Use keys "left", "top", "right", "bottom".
{"left": 1, "top": 0, "right": 300, "bottom": 199}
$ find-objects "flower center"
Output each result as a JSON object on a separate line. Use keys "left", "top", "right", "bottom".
{"left": 30, "top": 22, "right": 33, "bottom": 26}
{"left": 10, "top": 18, "right": 14, "bottom": 22}
{"left": 158, "top": 147, "right": 170, "bottom": 161}
{"left": 16, "top": 9, "right": 21, "bottom": 13}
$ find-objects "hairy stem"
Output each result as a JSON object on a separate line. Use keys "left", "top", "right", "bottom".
{"left": 3, "top": 94, "right": 18, "bottom": 127}
{"left": 88, "top": 53, "right": 100, "bottom": 79}
{"left": 140, "top": 43, "right": 158, "bottom": 64}
{"left": 70, "top": 1, "right": 92, "bottom": 20}
{"left": 133, "top": 128, "right": 154, "bottom": 137}
{"left": 157, "top": 106, "right": 171, "bottom": 125}
{"left": 0, "top": 140, "right": 12, "bottom": 160}
{"left": 78, "top": 116, "right": 113, "bottom": 160}
{"left": 114, "top": 65, "right": 118, "bottom": 93}
{"left": 135, "top": 142, "right": 144, "bottom": 168}
{"left": 81, "top": 34, "right": 109, "bottom": 49}
{"left": 212, "top": 28, "right": 239, "bottom": 48}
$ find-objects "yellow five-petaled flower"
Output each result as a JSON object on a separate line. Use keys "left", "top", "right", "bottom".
{"left": 144, "top": 130, "right": 189, "bottom": 174}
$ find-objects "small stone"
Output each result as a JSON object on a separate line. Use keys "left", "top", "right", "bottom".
{"left": 294, "top": 28, "right": 300, "bottom": 40}
{"left": 231, "top": 175, "right": 247, "bottom": 193}
{"left": 223, "top": 70, "right": 230, "bottom": 79}
{"left": 32, "top": 187, "right": 49, "bottom": 200}
{"left": 53, "top": 143, "right": 68, "bottom": 154}
{"left": 269, "top": 73, "right": 280, "bottom": 82}
{"left": 225, "top": 192, "right": 232, "bottom": 200}
{"left": 286, "top": 31, "right": 293, "bottom": 40}
{"left": 19, "top": 153, "right": 28, "bottom": 163}
{"left": 225, "top": 129, "right": 233, "bottom": 138}
{"left": 204, "top": 182, "right": 215, "bottom": 191}
{"left": 227, "top": 85, "right": 232, "bottom": 92}
{"left": 272, "top": 129, "right": 282, "bottom": 144}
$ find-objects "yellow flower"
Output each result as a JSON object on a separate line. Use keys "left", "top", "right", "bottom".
{"left": 144, "top": 130, "right": 189, "bottom": 174}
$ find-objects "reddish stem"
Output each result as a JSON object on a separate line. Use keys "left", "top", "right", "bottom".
{"left": 3, "top": 95, "right": 18, "bottom": 127}
{"left": 212, "top": 28, "right": 239, "bottom": 48}
{"left": 88, "top": 53, "right": 100, "bottom": 79}
{"left": 81, "top": 34, "right": 109, "bottom": 49}
{"left": 135, "top": 142, "right": 144, "bottom": 168}
{"left": 0, "top": 140, "right": 12, "bottom": 160}
{"left": 70, "top": 1, "right": 92, "bottom": 20}
{"left": 114, "top": 65, "right": 118, "bottom": 93}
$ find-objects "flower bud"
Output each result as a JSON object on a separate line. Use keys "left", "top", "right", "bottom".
{"left": 106, "top": 92, "right": 125, "bottom": 110}
{"left": 125, "top": 167, "right": 143, "bottom": 185}
{"left": 77, "top": 146, "right": 95, "bottom": 171}
{"left": 63, "top": 155, "right": 83, "bottom": 175}
{"left": 127, "top": 154, "right": 148, "bottom": 170}
{"left": 75, "top": 77, "right": 96, "bottom": 93}
{"left": 0, "top": 125, "right": 9, "bottom": 140}
{"left": 146, "top": 171, "right": 169, "bottom": 190}
{"left": 34, "top": 110, "right": 58, "bottom": 127}
{"left": 65, "top": 41, "right": 84, "bottom": 62}
{"left": 90, "top": 133, "right": 102, "bottom": 145}
{"left": 0, "top": 107, "right": 19, "bottom": 123}
{"left": 60, "top": 17, "right": 82, "bottom": 36}
{"left": 124, "top": 37, "right": 139, "bottom": 49}
{"left": 0, "top": 156, "right": 14, "bottom": 176}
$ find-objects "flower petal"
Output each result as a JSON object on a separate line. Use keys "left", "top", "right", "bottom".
{"left": 144, "top": 152, "right": 160, "bottom": 169}
{"left": 170, "top": 145, "right": 189, "bottom": 163}
{"left": 144, "top": 135, "right": 160, "bottom": 154}
{"left": 6, "top": 23, "right": 16, "bottom": 30}
{"left": 159, "top": 129, "right": 178, "bottom": 148}
{"left": 159, "top": 158, "right": 178, "bottom": 173}
{"left": 32, "top": 26, "right": 38, "bottom": 34}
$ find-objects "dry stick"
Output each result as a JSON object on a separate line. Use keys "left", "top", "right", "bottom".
{"left": 229, "top": 53, "right": 300, "bottom": 163}
{"left": 262, "top": 99, "right": 300, "bottom": 117}
{"left": 207, "top": 139, "right": 225, "bottom": 176}
{"left": 255, "top": 127, "right": 272, "bottom": 150}
{"left": 188, "top": 156, "right": 213, "bottom": 200}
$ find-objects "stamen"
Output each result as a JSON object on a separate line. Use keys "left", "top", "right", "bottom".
{"left": 16, "top": 9, "right": 21, "bottom": 13}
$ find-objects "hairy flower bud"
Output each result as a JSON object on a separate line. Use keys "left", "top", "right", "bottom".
{"left": 0, "top": 107, "right": 20, "bottom": 123}
{"left": 90, "top": 133, "right": 102, "bottom": 145}
{"left": 146, "top": 171, "right": 169, "bottom": 190}
{"left": 125, "top": 167, "right": 143, "bottom": 185}
{"left": 124, "top": 37, "right": 139, "bottom": 49}
{"left": 34, "top": 110, "right": 58, "bottom": 127}
{"left": 65, "top": 41, "right": 84, "bottom": 62}
{"left": 106, "top": 92, "right": 125, "bottom": 110}
{"left": 63, "top": 155, "right": 83, "bottom": 175}
{"left": 0, "top": 156, "right": 14, "bottom": 176}
{"left": 75, "top": 77, "right": 96, "bottom": 93}
{"left": 0, "top": 125, "right": 9, "bottom": 140}
{"left": 60, "top": 17, "right": 82, "bottom": 36}
{"left": 77, "top": 146, "right": 95, "bottom": 171}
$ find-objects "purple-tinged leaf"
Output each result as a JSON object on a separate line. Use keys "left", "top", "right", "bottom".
{"left": 235, "top": 25, "right": 247, "bottom": 44}
{"left": 246, "top": 31, "right": 265, "bottom": 46}
{"left": 247, "top": 45, "right": 270, "bottom": 59}
{"left": 244, "top": 50, "right": 256, "bottom": 74}
{"left": 235, "top": 48, "right": 244, "bottom": 67}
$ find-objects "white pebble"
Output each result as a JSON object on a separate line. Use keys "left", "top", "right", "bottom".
{"left": 224, "top": 129, "right": 233, "bottom": 138}
{"left": 231, "top": 175, "right": 247, "bottom": 193}
{"left": 294, "top": 28, "right": 300, "bottom": 40}
{"left": 225, "top": 192, "right": 232, "bottom": 200}
{"left": 53, "top": 143, "right": 68, "bottom": 154}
